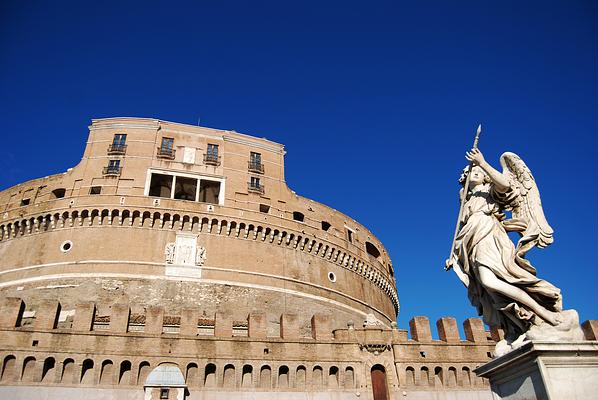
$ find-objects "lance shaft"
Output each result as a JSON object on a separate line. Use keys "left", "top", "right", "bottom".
{"left": 446, "top": 124, "right": 482, "bottom": 271}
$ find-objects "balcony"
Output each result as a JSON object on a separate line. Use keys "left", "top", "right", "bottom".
{"left": 103, "top": 166, "right": 122, "bottom": 176}
{"left": 157, "top": 147, "right": 176, "bottom": 160}
{"left": 248, "top": 161, "right": 264, "bottom": 174}
{"left": 203, "top": 153, "right": 221, "bottom": 166}
{"left": 107, "top": 144, "right": 127, "bottom": 155}
{"left": 248, "top": 182, "right": 265, "bottom": 194}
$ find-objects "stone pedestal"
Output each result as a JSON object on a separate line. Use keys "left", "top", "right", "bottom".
{"left": 475, "top": 341, "right": 598, "bottom": 400}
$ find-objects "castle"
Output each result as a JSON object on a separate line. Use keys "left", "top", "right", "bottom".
{"left": 0, "top": 117, "right": 595, "bottom": 399}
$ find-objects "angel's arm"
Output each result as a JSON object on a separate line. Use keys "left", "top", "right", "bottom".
{"left": 466, "top": 148, "right": 510, "bottom": 192}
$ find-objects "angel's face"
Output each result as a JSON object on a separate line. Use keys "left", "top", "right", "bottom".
{"left": 469, "top": 166, "right": 487, "bottom": 186}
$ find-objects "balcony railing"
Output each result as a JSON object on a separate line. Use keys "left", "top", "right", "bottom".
{"left": 248, "top": 161, "right": 264, "bottom": 174}
{"left": 107, "top": 144, "right": 127, "bottom": 155}
{"left": 248, "top": 182, "right": 265, "bottom": 194}
{"left": 157, "top": 147, "right": 176, "bottom": 160}
{"left": 203, "top": 153, "right": 221, "bottom": 166}
{"left": 103, "top": 166, "right": 122, "bottom": 176}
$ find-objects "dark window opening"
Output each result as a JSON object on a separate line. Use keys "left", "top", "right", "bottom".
{"left": 199, "top": 180, "right": 221, "bottom": 204}
{"left": 174, "top": 176, "right": 198, "bottom": 201}
{"left": 259, "top": 204, "right": 270, "bottom": 213}
{"left": 149, "top": 174, "right": 173, "bottom": 198}
{"left": 248, "top": 152, "right": 264, "bottom": 173}
{"left": 366, "top": 241, "right": 381, "bottom": 259}
{"left": 90, "top": 186, "right": 102, "bottom": 195}
{"left": 388, "top": 265, "right": 394, "bottom": 277}
{"left": 204, "top": 144, "right": 220, "bottom": 165}
{"left": 160, "top": 388, "right": 169, "bottom": 399}
{"left": 248, "top": 177, "right": 264, "bottom": 193}
{"left": 104, "top": 159, "right": 121, "bottom": 175}
{"left": 321, "top": 221, "right": 331, "bottom": 231}
{"left": 32, "top": 340, "right": 39, "bottom": 347}
{"left": 293, "top": 211, "right": 304, "bottom": 222}
{"left": 52, "top": 188, "right": 66, "bottom": 199}
{"left": 347, "top": 229, "right": 353, "bottom": 243}
{"left": 20, "top": 199, "right": 30, "bottom": 206}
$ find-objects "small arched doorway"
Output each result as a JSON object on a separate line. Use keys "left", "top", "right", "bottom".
{"left": 371, "top": 364, "right": 389, "bottom": 400}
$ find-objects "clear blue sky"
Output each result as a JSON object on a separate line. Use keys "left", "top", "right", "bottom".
{"left": 1, "top": 1, "right": 596, "bottom": 336}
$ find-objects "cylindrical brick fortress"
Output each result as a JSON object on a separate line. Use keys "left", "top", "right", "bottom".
{"left": 0, "top": 117, "right": 398, "bottom": 331}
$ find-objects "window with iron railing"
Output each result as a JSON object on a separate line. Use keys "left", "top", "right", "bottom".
{"left": 248, "top": 152, "right": 264, "bottom": 173}
{"left": 103, "top": 159, "right": 121, "bottom": 176}
{"left": 248, "top": 176, "right": 264, "bottom": 194}
{"left": 108, "top": 134, "right": 127, "bottom": 154}
{"left": 204, "top": 144, "right": 220, "bottom": 165}
{"left": 157, "top": 137, "right": 175, "bottom": 159}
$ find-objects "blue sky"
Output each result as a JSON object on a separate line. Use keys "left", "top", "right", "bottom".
{"left": 1, "top": 1, "right": 596, "bottom": 336}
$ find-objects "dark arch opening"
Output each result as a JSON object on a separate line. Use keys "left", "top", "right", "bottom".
{"left": 365, "top": 241, "right": 381, "bottom": 259}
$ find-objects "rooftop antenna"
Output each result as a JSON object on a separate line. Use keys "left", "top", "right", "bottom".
{"left": 197, "top": 116, "right": 201, "bottom": 126}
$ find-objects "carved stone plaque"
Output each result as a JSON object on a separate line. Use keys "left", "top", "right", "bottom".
{"left": 182, "top": 147, "right": 196, "bottom": 164}
{"left": 164, "top": 232, "right": 204, "bottom": 278}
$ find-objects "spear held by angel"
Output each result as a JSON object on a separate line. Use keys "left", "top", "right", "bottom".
{"left": 445, "top": 140, "right": 583, "bottom": 355}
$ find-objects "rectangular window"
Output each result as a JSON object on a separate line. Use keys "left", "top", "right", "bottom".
{"left": 158, "top": 137, "right": 175, "bottom": 159}
{"left": 199, "top": 180, "right": 221, "bottom": 204}
{"left": 250, "top": 152, "right": 261, "bottom": 164}
{"left": 113, "top": 134, "right": 127, "bottom": 146}
{"left": 207, "top": 144, "right": 218, "bottom": 157}
{"left": 249, "top": 152, "right": 264, "bottom": 173}
{"left": 149, "top": 173, "right": 174, "bottom": 198}
{"left": 104, "top": 159, "right": 121, "bottom": 176}
{"left": 161, "top": 137, "right": 174, "bottom": 151}
{"left": 347, "top": 229, "right": 353, "bottom": 243}
{"left": 90, "top": 186, "right": 102, "bottom": 195}
{"left": 174, "top": 176, "right": 198, "bottom": 201}
{"left": 160, "top": 388, "right": 169, "bottom": 399}
{"left": 20, "top": 199, "right": 30, "bottom": 206}
{"left": 251, "top": 176, "right": 260, "bottom": 187}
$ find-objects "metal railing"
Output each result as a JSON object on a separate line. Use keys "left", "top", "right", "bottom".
{"left": 157, "top": 147, "right": 176, "bottom": 160}
{"left": 248, "top": 161, "right": 264, "bottom": 174}
{"left": 102, "top": 166, "right": 122, "bottom": 176}
{"left": 247, "top": 182, "right": 265, "bottom": 194}
{"left": 203, "top": 153, "right": 221, "bottom": 166}
{"left": 107, "top": 144, "right": 127, "bottom": 155}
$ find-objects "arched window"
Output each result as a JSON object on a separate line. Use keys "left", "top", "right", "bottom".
{"left": 186, "top": 363, "right": 198, "bottom": 386}
{"left": 21, "top": 357, "right": 36, "bottom": 382}
{"left": 434, "top": 366, "right": 443, "bottom": 387}
{"left": 344, "top": 366, "right": 355, "bottom": 389}
{"left": 461, "top": 367, "right": 471, "bottom": 386}
{"left": 420, "top": 366, "right": 429, "bottom": 386}
{"left": 1, "top": 355, "right": 16, "bottom": 382}
{"left": 259, "top": 365, "right": 271, "bottom": 389}
{"left": 365, "top": 241, "right": 381, "bottom": 259}
{"left": 223, "top": 364, "right": 235, "bottom": 388}
{"left": 81, "top": 359, "right": 94, "bottom": 384}
{"left": 312, "top": 365, "right": 323, "bottom": 388}
{"left": 328, "top": 366, "right": 339, "bottom": 388}
{"left": 295, "top": 366, "right": 306, "bottom": 389}
{"left": 204, "top": 363, "right": 216, "bottom": 387}
{"left": 119, "top": 360, "right": 132, "bottom": 385}
{"left": 405, "top": 367, "right": 415, "bottom": 387}
{"left": 241, "top": 365, "right": 253, "bottom": 388}
{"left": 100, "top": 360, "right": 114, "bottom": 385}
{"left": 61, "top": 358, "right": 75, "bottom": 384}
{"left": 448, "top": 367, "right": 457, "bottom": 387}
{"left": 137, "top": 362, "right": 151, "bottom": 385}
{"left": 278, "top": 366, "right": 289, "bottom": 388}
{"left": 42, "top": 357, "right": 56, "bottom": 382}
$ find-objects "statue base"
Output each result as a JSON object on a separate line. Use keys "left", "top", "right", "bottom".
{"left": 475, "top": 341, "right": 598, "bottom": 400}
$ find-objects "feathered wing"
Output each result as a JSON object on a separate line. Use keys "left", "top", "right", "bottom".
{"left": 499, "top": 152, "right": 554, "bottom": 275}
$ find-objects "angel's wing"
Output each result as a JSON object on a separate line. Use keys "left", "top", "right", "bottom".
{"left": 500, "top": 152, "right": 554, "bottom": 253}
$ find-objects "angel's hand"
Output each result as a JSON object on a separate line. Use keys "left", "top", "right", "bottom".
{"left": 466, "top": 148, "right": 485, "bottom": 166}
{"left": 444, "top": 258, "right": 453, "bottom": 271}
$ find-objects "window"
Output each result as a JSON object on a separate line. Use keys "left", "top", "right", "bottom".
{"left": 159, "top": 388, "right": 169, "bottom": 399}
{"left": 365, "top": 241, "right": 381, "bottom": 259}
{"left": 347, "top": 229, "right": 353, "bottom": 243}
{"left": 158, "top": 137, "right": 175, "bottom": 159}
{"left": 146, "top": 170, "right": 223, "bottom": 204}
{"left": 103, "top": 159, "right": 121, "bottom": 176}
{"left": 293, "top": 211, "right": 304, "bottom": 222}
{"left": 108, "top": 134, "right": 127, "bottom": 154}
{"left": 51, "top": 188, "right": 66, "bottom": 199}
{"left": 20, "top": 199, "right": 30, "bottom": 206}
{"left": 248, "top": 176, "right": 264, "bottom": 193}
{"left": 259, "top": 204, "right": 270, "bottom": 213}
{"left": 204, "top": 144, "right": 220, "bottom": 165}
{"left": 174, "top": 176, "right": 197, "bottom": 201}
{"left": 149, "top": 174, "right": 173, "bottom": 198}
{"left": 90, "top": 186, "right": 102, "bottom": 195}
{"left": 198, "top": 180, "right": 221, "bottom": 204}
{"left": 248, "top": 152, "right": 264, "bottom": 173}
{"left": 321, "top": 221, "right": 331, "bottom": 231}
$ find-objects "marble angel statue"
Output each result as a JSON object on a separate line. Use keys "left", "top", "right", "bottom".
{"left": 446, "top": 148, "right": 583, "bottom": 355}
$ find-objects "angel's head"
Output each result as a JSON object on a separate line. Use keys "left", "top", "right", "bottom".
{"left": 459, "top": 165, "right": 490, "bottom": 187}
